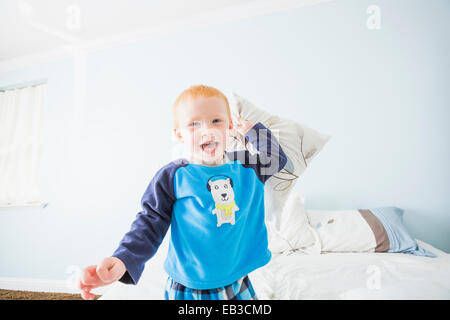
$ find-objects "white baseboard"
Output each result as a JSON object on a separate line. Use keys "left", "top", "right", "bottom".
{"left": 0, "top": 277, "right": 107, "bottom": 294}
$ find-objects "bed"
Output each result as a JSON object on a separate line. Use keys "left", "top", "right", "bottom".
{"left": 249, "top": 239, "right": 450, "bottom": 300}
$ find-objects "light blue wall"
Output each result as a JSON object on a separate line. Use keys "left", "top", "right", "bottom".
{"left": 0, "top": 0, "right": 449, "bottom": 281}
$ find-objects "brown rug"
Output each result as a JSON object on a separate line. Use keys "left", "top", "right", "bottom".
{"left": 0, "top": 289, "right": 101, "bottom": 300}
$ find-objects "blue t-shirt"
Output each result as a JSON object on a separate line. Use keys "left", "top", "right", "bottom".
{"left": 112, "top": 122, "right": 287, "bottom": 289}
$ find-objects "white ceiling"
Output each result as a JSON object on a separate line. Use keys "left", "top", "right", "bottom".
{"left": 0, "top": 0, "right": 331, "bottom": 68}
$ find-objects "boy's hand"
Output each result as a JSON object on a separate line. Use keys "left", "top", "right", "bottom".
{"left": 78, "top": 257, "right": 126, "bottom": 300}
{"left": 234, "top": 117, "right": 255, "bottom": 136}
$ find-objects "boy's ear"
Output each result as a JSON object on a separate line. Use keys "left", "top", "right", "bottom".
{"left": 173, "top": 128, "right": 183, "bottom": 143}
{"left": 225, "top": 121, "right": 233, "bottom": 136}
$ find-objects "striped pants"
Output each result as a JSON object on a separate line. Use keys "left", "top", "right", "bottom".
{"left": 164, "top": 275, "right": 258, "bottom": 300}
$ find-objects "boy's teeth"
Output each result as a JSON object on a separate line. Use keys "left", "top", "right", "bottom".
{"left": 202, "top": 142, "right": 217, "bottom": 151}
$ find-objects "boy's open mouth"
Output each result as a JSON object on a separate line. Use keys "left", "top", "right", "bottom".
{"left": 200, "top": 141, "right": 218, "bottom": 154}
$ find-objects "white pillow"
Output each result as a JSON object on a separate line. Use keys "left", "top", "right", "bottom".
{"left": 306, "top": 207, "right": 437, "bottom": 257}
{"left": 306, "top": 209, "right": 378, "bottom": 253}
{"left": 224, "top": 91, "right": 331, "bottom": 224}
{"left": 267, "top": 191, "right": 321, "bottom": 254}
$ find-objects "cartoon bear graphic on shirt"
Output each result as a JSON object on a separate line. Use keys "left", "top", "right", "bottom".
{"left": 207, "top": 176, "right": 239, "bottom": 227}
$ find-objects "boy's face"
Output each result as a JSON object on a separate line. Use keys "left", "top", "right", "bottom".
{"left": 174, "top": 96, "right": 233, "bottom": 165}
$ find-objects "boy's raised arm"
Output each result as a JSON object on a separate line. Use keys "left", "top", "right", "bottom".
{"left": 227, "top": 120, "right": 288, "bottom": 184}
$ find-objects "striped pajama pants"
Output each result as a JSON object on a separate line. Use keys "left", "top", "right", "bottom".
{"left": 164, "top": 275, "right": 258, "bottom": 300}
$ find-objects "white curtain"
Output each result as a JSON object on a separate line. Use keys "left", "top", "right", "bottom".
{"left": 0, "top": 83, "right": 46, "bottom": 206}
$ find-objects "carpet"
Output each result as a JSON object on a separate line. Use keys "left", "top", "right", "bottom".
{"left": 0, "top": 289, "right": 102, "bottom": 300}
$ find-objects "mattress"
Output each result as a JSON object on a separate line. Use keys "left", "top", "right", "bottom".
{"left": 99, "top": 239, "right": 450, "bottom": 300}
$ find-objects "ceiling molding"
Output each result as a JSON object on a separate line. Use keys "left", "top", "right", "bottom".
{"left": 0, "top": 0, "right": 333, "bottom": 74}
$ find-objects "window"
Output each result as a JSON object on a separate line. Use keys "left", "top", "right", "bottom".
{"left": 0, "top": 82, "right": 46, "bottom": 207}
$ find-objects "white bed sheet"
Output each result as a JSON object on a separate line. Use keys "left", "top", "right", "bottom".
{"left": 99, "top": 239, "right": 450, "bottom": 300}
{"left": 249, "top": 239, "right": 450, "bottom": 300}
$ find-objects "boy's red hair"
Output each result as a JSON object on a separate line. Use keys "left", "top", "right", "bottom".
{"left": 172, "top": 84, "right": 232, "bottom": 128}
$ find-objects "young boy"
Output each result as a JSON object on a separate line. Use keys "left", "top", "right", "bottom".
{"left": 78, "top": 85, "right": 287, "bottom": 300}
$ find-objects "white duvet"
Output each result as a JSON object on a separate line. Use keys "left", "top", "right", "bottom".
{"left": 249, "top": 239, "right": 450, "bottom": 300}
